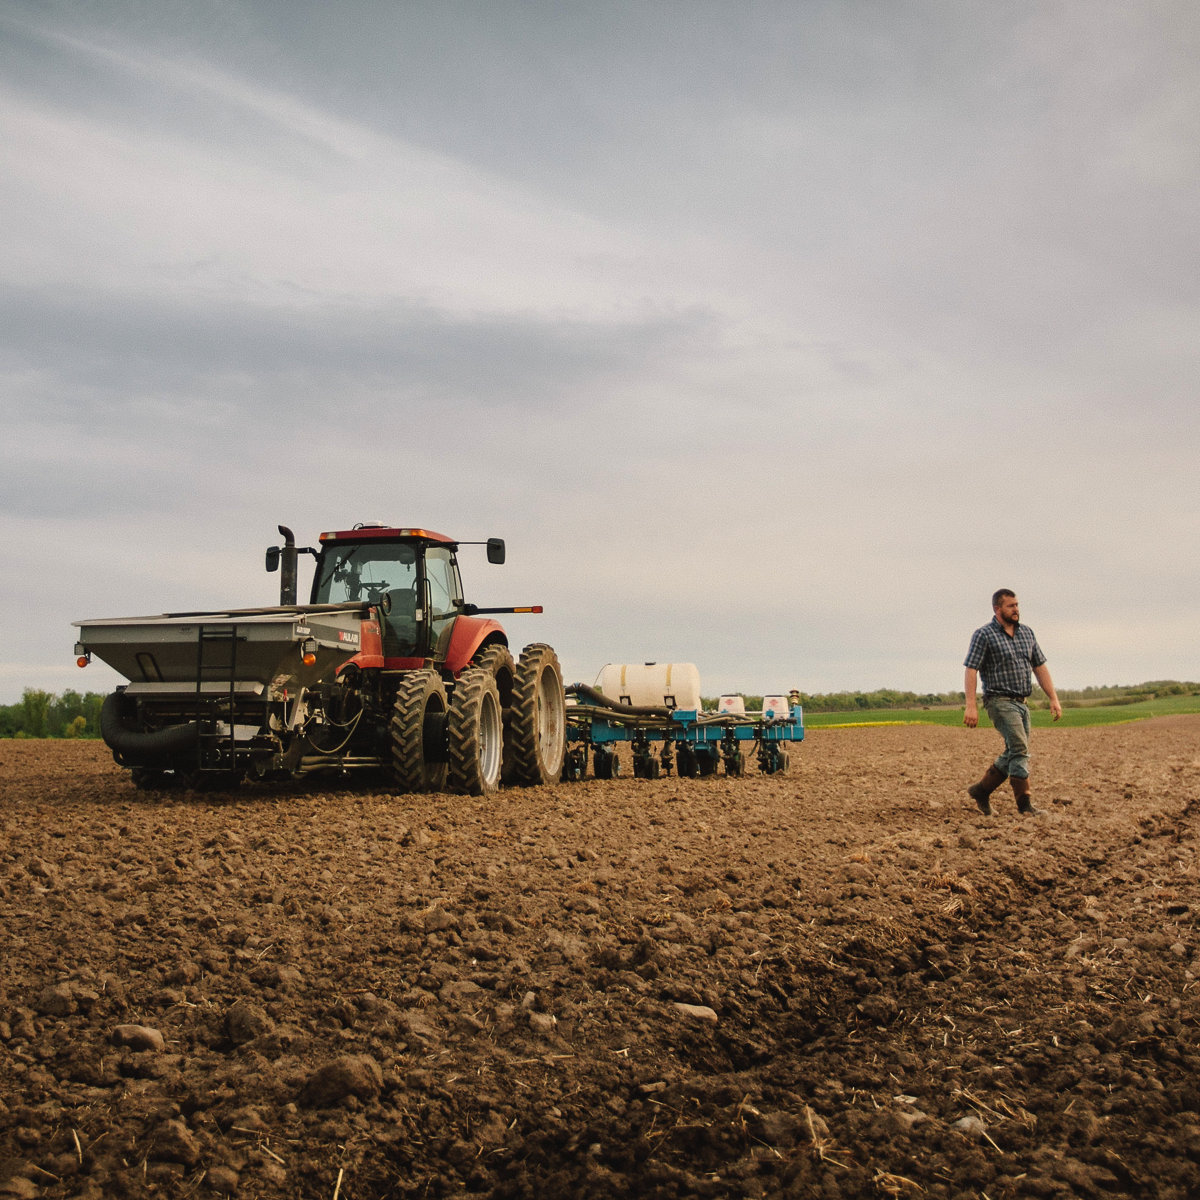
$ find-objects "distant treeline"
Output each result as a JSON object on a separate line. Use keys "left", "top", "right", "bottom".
{"left": 1055, "top": 681, "right": 1200, "bottom": 700}
{"left": 1, "top": 690, "right": 106, "bottom": 739}
{"left": 4, "top": 681, "right": 1199, "bottom": 737}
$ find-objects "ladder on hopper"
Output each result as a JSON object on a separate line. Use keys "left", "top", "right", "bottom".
{"left": 194, "top": 625, "right": 240, "bottom": 772}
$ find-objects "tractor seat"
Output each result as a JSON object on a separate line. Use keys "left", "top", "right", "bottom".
{"left": 384, "top": 588, "right": 418, "bottom": 655}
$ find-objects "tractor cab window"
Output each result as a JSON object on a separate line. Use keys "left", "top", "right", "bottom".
{"left": 424, "top": 547, "right": 461, "bottom": 658}
{"left": 313, "top": 542, "right": 420, "bottom": 654}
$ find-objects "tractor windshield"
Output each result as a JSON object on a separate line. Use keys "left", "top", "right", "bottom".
{"left": 313, "top": 542, "right": 417, "bottom": 605}
{"left": 314, "top": 541, "right": 422, "bottom": 655}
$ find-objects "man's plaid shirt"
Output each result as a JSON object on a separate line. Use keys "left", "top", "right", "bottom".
{"left": 964, "top": 617, "right": 1047, "bottom": 700}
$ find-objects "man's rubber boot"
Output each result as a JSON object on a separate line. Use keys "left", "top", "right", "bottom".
{"left": 967, "top": 765, "right": 1006, "bottom": 816}
{"left": 1011, "top": 775, "right": 1043, "bottom": 816}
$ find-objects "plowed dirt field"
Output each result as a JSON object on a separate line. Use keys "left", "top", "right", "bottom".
{"left": 2, "top": 717, "right": 1199, "bottom": 1199}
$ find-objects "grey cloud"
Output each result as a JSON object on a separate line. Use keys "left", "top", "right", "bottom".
{"left": 2, "top": 283, "right": 717, "bottom": 407}
{"left": 0, "top": 281, "right": 722, "bottom": 522}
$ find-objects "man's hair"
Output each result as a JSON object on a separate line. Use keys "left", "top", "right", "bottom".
{"left": 992, "top": 588, "right": 1016, "bottom": 609}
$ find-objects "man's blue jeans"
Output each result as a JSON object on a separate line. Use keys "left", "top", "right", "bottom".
{"left": 984, "top": 697, "right": 1031, "bottom": 780}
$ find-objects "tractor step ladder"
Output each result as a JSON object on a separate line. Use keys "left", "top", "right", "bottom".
{"left": 195, "top": 625, "right": 240, "bottom": 772}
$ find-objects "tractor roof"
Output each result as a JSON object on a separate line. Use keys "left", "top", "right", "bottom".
{"left": 319, "top": 525, "right": 456, "bottom": 545}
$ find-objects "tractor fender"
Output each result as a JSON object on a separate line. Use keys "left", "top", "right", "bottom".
{"left": 443, "top": 616, "right": 507, "bottom": 677}
{"left": 100, "top": 692, "right": 200, "bottom": 762}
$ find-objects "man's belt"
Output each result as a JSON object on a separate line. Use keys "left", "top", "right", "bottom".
{"left": 986, "top": 692, "right": 1028, "bottom": 701}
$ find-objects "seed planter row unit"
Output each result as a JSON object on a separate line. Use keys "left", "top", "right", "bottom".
{"left": 562, "top": 690, "right": 804, "bottom": 782}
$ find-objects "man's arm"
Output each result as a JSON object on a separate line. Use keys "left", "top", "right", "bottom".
{"left": 1034, "top": 663, "right": 1063, "bottom": 721}
{"left": 964, "top": 667, "right": 979, "bottom": 728}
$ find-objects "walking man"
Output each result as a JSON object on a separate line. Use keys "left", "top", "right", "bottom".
{"left": 963, "top": 589, "right": 1062, "bottom": 816}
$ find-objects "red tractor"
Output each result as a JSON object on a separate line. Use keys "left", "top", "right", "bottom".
{"left": 75, "top": 523, "right": 566, "bottom": 794}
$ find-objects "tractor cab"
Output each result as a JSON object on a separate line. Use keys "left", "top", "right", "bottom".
{"left": 267, "top": 523, "right": 516, "bottom": 676}
{"left": 311, "top": 527, "right": 464, "bottom": 661}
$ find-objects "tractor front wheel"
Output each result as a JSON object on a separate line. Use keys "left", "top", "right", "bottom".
{"left": 391, "top": 670, "right": 449, "bottom": 793}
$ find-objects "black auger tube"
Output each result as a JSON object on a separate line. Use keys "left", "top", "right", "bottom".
{"left": 100, "top": 692, "right": 200, "bottom": 762}
{"left": 565, "top": 682, "right": 675, "bottom": 718}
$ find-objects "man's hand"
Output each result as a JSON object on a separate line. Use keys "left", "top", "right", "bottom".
{"left": 1033, "top": 665, "right": 1062, "bottom": 723}
{"left": 963, "top": 668, "right": 979, "bottom": 728}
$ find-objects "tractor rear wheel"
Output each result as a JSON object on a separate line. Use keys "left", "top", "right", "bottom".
{"left": 471, "top": 644, "right": 520, "bottom": 783}
{"left": 471, "top": 644, "right": 516, "bottom": 698}
{"left": 507, "top": 643, "right": 566, "bottom": 786}
{"left": 447, "top": 668, "right": 503, "bottom": 796}
{"left": 391, "top": 670, "right": 449, "bottom": 793}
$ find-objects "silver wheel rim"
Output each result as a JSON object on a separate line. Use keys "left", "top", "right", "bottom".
{"left": 480, "top": 687, "right": 502, "bottom": 788}
{"left": 536, "top": 668, "right": 565, "bottom": 771}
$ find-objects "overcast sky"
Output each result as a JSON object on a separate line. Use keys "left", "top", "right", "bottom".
{"left": 2, "top": 0, "right": 1197, "bottom": 705}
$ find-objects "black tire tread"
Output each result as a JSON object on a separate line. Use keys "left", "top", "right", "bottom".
{"left": 447, "top": 668, "right": 501, "bottom": 796}
{"left": 471, "top": 644, "right": 520, "bottom": 784}
{"left": 507, "top": 643, "right": 566, "bottom": 787}
{"left": 391, "top": 670, "right": 448, "bottom": 793}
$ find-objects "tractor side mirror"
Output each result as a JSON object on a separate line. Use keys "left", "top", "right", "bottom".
{"left": 486, "top": 538, "right": 506, "bottom": 565}
{"left": 265, "top": 546, "right": 281, "bottom": 572}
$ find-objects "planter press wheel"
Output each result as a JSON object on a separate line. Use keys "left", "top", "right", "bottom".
{"left": 635, "top": 755, "right": 662, "bottom": 780}
{"left": 506, "top": 643, "right": 566, "bottom": 786}
{"left": 391, "top": 670, "right": 449, "bottom": 793}
{"left": 765, "top": 746, "right": 790, "bottom": 775}
{"left": 676, "top": 744, "right": 700, "bottom": 778}
{"left": 447, "top": 668, "right": 503, "bottom": 796}
{"left": 560, "top": 746, "right": 587, "bottom": 783}
{"left": 593, "top": 746, "right": 620, "bottom": 780}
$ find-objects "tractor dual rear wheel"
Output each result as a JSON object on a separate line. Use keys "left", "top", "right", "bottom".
{"left": 471, "top": 644, "right": 516, "bottom": 702}
{"left": 471, "top": 644, "right": 521, "bottom": 785}
{"left": 506, "top": 643, "right": 566, "bottom": 786}
{"left": 447, "top": 668, "right": 503, "bottom": 796}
